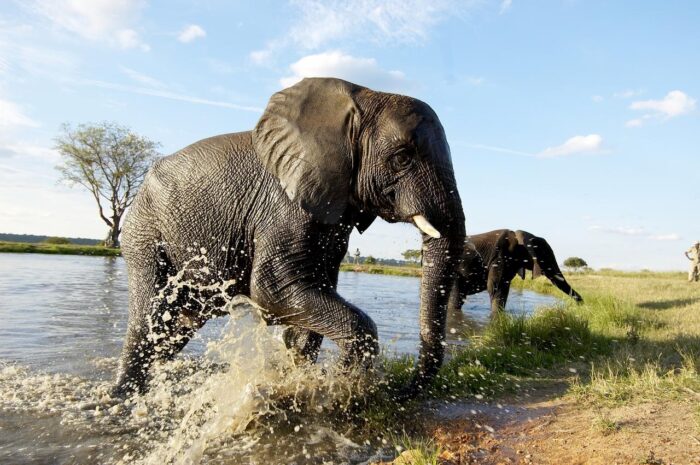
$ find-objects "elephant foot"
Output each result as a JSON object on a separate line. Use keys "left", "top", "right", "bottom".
{"left": 112, "top": 361, "right": 152, "bottom": 399}
{"left": 109, "top": 381, "right": 135, "bottom": 400}
{"left": 283, "top": 326, "right": 323, "bottom": 365}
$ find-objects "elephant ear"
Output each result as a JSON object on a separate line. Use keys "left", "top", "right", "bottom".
{"left": 504, "top": 230, "right": 519, "bottom": 252}
{"left": 502, "top": 230, "right": 529, "bottom": 279}
{"left": 516, "top": 230, "right": 554, "bottom": 279}
{"left": 252, "top": 78, "right": 362, "bottom": 224}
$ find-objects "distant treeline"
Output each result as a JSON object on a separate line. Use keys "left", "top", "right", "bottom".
{"left": 0, "top": 233, "right": 102, "bottom": 246}
{"left": 343, "top": 254, "right": 417, "bottom": 267}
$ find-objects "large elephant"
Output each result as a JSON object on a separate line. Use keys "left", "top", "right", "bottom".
{"left": 448, "top": 229, "right": 582, "bottom": 314}
{"left": 115, "top": 78, "right": 466, "bottom": 396}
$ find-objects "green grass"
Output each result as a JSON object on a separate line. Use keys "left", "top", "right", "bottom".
{"left": 433, "top": 307, "right": 599, "bottom": 398}
{"left": 497, "top": 272, "right": 700, "bottom": 407}
{"left": 352, "top": 270, "right": 700, "bottom": 440}
{"left": 591, "top": 410, "right": 620, "bottom": 436}
{"left": 0, "top": 240, "right": 121, "bottom": 257}
{"left": 339, "top": 263, "right": 421, "bottom": 277}
{"left": 390, "top": 433, "right": 442, "bottom": 465}
{"left": 354, "top": 307, "right": 598, "bottom": 435}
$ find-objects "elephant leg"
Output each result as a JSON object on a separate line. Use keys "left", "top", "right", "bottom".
{"left": 114, "top": 245, "right": 212, "bottom": 395}
{"left": 487, "top": 268, "right": 511, "bottom": 314}
{"left": 254, "top": 284, "right": 378, "bottom": 371}
{"left": 489, "top": 283, "right": 510, "bottom": 314}
{"left": 154, "top": 297, "right": 208, "bottom": 362}
{"left": 297, "top": 292, "right": 378, "bottom": 370}
{"left": 114, "top": 248, "right": 171, "bottom": 396}
{"left": 280, "top": 242, "right": 353, "bottom": 365}
{"left": 446, "top": 277, "right": 473, "bottom": 334}
{"left": 283, "top": 327, "right": 324, "bottom": 364}
{"left": 447, "top": 277, "right": 466, "bottom": 312}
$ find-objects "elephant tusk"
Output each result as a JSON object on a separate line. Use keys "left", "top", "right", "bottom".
{"left": 413, "top": 215, "right": 441, "bottom": 238}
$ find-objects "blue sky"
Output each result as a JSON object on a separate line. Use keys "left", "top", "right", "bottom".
{"left": 0, "top": 0, "right": 698, "bottom": 270}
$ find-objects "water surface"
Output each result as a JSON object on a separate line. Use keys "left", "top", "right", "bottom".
{"left": 0, "top": 253, "right": 560, "bottom": 464}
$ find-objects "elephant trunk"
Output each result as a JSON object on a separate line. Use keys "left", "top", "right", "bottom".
{"left": 414, "top": 222, "right": 465, "bottom": 391}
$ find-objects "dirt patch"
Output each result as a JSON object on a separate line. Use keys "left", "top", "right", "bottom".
{"left": 423, "top": 396, "right": 700, "bottom": 464}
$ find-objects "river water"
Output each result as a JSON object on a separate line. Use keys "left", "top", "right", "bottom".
{"left": 0, "top": 253, "right": 559, "bottom": 465}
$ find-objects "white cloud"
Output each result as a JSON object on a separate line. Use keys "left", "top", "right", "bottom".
{"left": 120, "top": 66, "right": 165, "bottom": 88}
{"left": 588, "top": 225, "right": 646, "bottom": 236}
{"left": 0, "top": 98, "right": 39, "bottom": 128}
{"left": 76, "top": 78, "right": 264, "bottom": 113}
{"left": 250, "top": 49, "right": 273, "bottom": 65}
{"left": 459, "top": 142, "right": 533, "bottom": 157}
{"left": 0, "top": 24, "right": 79, "bottom": 79}
{"left": 466, "top": 76, "right": 485, "bottom": 86}
{"left": 252, "top": 0, "right": 473, "bottom": 62}
{"left": 613, "top": 89, "right": 643, "bottom": 99}
{"left": 629, "top": 90, "right": 696, "bottom": 121}
{"left": 589, "top": 225, "right": 682, "bottom": 242}
{"left": 115, "top": 28, "right": 149, "bottom": 51}
{"left": 626, "top": 90, "right": 696, "bottom": 127}
{"left": 0, "top": 56, "right": 9, "bottom": 74}
{"left": 499, "top": 0, "right": 513, "bottom": 14}
{"left": 31, "top": 0, "right": 149, "bottom": 51}
{"left": 293, "top": 0, "right": 467, "bottom": 48}
{"left": 280, "top": 51, "right": 407, "bottom": 92}
{"left": 537, "top": 134, "right": 603, "bottom": 158}
{"left": 649, "top": 233, "right": 681, "bottom": 241}
{"left": 178, "top": 24, "right": 206, "bottom": 43}
{"left": 592, "top": 95, "right": 604, "bottom": 103}
{"left": 0, "top": 141, "right": 58, "bottom": 162}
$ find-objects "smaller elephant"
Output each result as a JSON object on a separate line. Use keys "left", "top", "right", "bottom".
{"left": 448, "top": 229, "right": 583, "bottom": 314}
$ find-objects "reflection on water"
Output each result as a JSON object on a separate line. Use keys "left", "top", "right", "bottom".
{"left": 0, "top": 253, "right": 560, "bottom": 464}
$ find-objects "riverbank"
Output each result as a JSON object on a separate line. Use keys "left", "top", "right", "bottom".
{"left": 339, "top": 263, "right": 421, "bottom": 277}
{"left": 376, "top": 270, "right": 699, "bottom": 464}
{"left": 0, "top": 241, "right": 121, "bottom": 257}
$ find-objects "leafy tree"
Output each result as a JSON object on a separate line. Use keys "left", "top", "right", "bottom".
{"left": 364, "top": 255, "right": 377, "bottom": 265}
{"left": 402, "top": 248, "right": 422, "bottom": 263}
{"left": 55, "top": 122, "right": 160, "bottom": 248}
{"left": 44, "top": 236, "right": 71, "bottom": 245}
{"left": 563, "top": 256, "right": 588, "bottom": 271}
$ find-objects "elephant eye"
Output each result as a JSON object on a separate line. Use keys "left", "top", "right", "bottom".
{"left": 389, "top": 147, "right": 414, "bottom": 172}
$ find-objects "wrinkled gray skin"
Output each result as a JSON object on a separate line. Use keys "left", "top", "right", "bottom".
{"left": 448, "top": 229, "right": 583, "bottom": 315}
{"left": 115, "top": 78, "right": 465, "bottom": 396}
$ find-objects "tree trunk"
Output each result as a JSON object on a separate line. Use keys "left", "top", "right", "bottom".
{"left": 104, "top": 217, "right": 121, "bottom": 248}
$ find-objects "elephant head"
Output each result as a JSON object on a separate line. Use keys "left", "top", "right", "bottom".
{"left": 514, "top": 230, "right": 583, "bottom": 302}
{"left": 253, "top": 78, "right": 466, "bottom": 387}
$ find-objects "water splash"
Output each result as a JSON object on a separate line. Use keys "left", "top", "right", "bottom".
{"left": 2, "top": 300, "right": 386, "bottom": 464}
{"left": 134, "top": 301, "right": 360, "bottom": 464}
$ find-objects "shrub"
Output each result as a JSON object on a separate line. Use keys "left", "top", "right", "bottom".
{"left": 564, "top": 256, "right": 588, "bottom": 271}
{"left": 44, "top": 236, "right": 72, "bottom": 244}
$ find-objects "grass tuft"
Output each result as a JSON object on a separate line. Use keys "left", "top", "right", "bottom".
{"left": 591, "top": 410, "right": 620, "bottom": 436}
